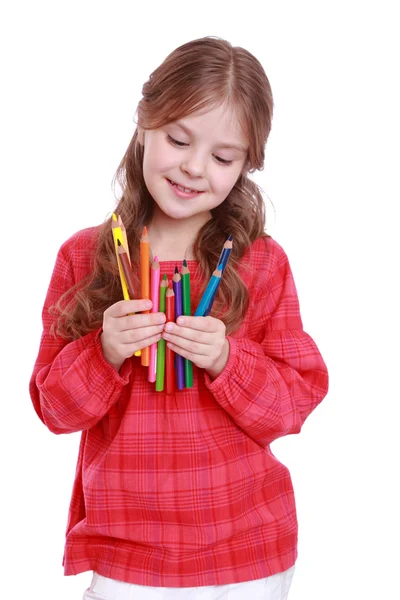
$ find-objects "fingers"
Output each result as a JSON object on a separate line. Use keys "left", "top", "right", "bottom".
{"left": 174, "top": 316, "right": 223, "bottom": 333}
{"left": 118, "top": 312, "right": 166, "bottom": 332}
{"left": 104, "top": 299, "right": 166, "bottom": 332}
{"left": 120, "top": 323, "right": 166, "bottom": 345}
{"left": 107, "top": 298, "right": 153, "bottom": 317}
{"left": 163, "top": 317, "right": 225, "bottom": 343}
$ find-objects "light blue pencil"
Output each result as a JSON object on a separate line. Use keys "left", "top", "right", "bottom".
{"left": 194, "top": 264, "right": 223, "bottom": 316}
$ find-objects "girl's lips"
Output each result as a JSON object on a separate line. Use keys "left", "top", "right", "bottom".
{"left": 167, "top": 178, "right": 204, "bottom": 199}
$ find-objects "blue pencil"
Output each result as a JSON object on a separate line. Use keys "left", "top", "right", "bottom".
{"left": 203, "top": 235, "right": 233, "bottom": 316}
{"left": 194, "top": 263, "right": 223, "bottom": 316}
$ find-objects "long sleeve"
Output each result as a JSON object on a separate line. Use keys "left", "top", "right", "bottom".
{"left": 204, "top": 239, "right": 328, "bottom": 447}
{"left": 29, "top": 231, "right": 133, "bottom": 434}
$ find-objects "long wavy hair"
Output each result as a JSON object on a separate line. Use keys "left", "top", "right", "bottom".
{"left": 51, "top": 36, "right": 274, "bottom": 340}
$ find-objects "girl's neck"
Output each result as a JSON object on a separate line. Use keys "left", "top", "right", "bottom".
{"left": 147, "top": 209, "right": 211, "bottom": 262}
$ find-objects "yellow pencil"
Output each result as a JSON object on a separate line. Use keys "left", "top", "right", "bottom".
{"left": 111, "top": 213, "right": 129, "bottom": 299}
{"left": 111, "top": 213, "right": 141, "bottom": 357}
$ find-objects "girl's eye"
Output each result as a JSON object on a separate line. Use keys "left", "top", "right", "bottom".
{"left": 167, "top": 135, "right": 232, "bottom": 165}
{"left": 167, "top": 135, "right": 188, "bottom": 147}
{"left": 214, "top": 155, "right": 232, "bottom": 165}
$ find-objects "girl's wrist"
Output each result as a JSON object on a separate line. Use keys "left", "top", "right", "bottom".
{"left": 206, "top": 338, "right": 230, "bottom": 380}
{"left": 100, "top": 333, "right": 124, "bottom": 371}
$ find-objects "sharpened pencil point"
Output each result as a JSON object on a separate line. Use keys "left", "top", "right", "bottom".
{"left": 163, "top": 273, "right": 167, "bottom": 280}
{"left": 117, "top": 239, "right": 121, "bottom": 246}
{"left": 183, "top": 259, "right": 187, "bottom": 267}
{"left": 228, "top": 234, "right": 233, "bottom": 241}
{"left": 174, "top": 266, "right": 179, "bottom": 274}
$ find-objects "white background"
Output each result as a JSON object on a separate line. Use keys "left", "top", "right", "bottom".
{"left": 1, "top": 1, "right": 399, "bottom": 598}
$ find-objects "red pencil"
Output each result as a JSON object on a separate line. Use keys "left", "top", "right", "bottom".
{"left": 165, "top": 285, "right": 175, "bottom": 395}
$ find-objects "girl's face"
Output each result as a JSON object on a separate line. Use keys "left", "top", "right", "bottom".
{"left": 140, "top": 103, "right": 249, "bottom": 222}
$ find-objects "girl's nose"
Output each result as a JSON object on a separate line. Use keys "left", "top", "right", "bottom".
{"left": 180, "top": 152, "right": 206, "bottom": 178}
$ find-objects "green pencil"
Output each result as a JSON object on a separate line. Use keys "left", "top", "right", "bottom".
{"left": 181, "top": 260, "right": 193, "bottom": 388}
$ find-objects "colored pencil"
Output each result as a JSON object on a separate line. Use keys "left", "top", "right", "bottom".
{"left": 165, "top": 286, "right": 175, "bottom": 394}
{"left": 140, "top": 226, "right": 150, "bottom": 366}
{"left": 203, "top": 235, "right": 233, "bottom": 317}
{"left": 181, "top": 260, "right": 193, "bottom": 388}
{"left": 155, "top": 275, "right": 168, "bottom": 391}
{"left": 172, "top": 267, "right": 185, "bottom": 390}
{"left": 112, "top": 214, "right": 129, "bottom": 300}
{"left": 194, "top": 264, "right": 223, "bottom": 316}
{"left": 112, "top": 214, "right": 141, "bottom": 356}
{"left": 117, "top": 239, "right": 136, "bottom": 299}
{"left": 148, "top": 257, "right": 160, "bottom": 382}
{"left": 118, "top": 214, "right": 130, "bottom": 261}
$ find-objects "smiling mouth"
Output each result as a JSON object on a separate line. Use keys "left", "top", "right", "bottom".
{"left": 167, "top": 179, "right": 203, "bottom": 193}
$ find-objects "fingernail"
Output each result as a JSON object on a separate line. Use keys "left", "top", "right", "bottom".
{"left": 177, "top": 317, "right": 185, "bottom": 325}
{"left": 165, "top": 323, "right": 173, "bottom": 332}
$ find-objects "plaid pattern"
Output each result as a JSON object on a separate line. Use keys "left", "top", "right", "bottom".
{"left": 29, "top": 227, "right": 328, "bottom": 587}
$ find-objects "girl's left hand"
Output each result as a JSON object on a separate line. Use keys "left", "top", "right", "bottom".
{"left": 162, "top": 316, "right": 230, "bottom": 380}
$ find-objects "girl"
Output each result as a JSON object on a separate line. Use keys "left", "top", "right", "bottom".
{"left": 30, "top": 37, "right": 328, "bottom": 600}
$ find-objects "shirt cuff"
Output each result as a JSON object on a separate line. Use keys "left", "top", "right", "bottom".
{"left": 203, "top": 335, "right": 239, "bottom": 393}
{"left": 91, "top": 328, "right": 133, "bottom": 384}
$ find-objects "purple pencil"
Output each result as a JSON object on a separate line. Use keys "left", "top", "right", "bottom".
{"left": 172, "top": 266, "right": 185, "bottom": 390}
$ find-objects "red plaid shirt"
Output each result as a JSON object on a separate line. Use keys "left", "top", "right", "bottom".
{"left": 29, "top": 227, "right": 328, "bottom": 587}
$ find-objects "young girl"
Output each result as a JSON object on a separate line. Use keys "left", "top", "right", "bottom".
{"left": 30, "top": 37, "right": 328, "bottom": 600}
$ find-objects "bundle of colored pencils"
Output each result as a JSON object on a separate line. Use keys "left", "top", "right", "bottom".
{"left": 111, "top": 213, "right": 232, "bottom": 393}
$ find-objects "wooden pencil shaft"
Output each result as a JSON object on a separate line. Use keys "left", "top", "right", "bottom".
{"left": 118, "top": 247, "right": 136, "bottom": 299}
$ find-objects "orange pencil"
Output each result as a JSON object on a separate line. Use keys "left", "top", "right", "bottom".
{"left": 140, "top": 226, "right": 150, "bottom": 366}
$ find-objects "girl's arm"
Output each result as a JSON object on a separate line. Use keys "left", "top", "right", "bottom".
{"left": 29, "top": 234, "right": 133, "bottom": 435}
{"left": 204, "top": 241, "right": 329, "bottom": 447}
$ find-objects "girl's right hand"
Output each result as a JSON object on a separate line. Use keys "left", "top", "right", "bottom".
{"left": 100, "top": 299, "right": 166, "bottom": 371}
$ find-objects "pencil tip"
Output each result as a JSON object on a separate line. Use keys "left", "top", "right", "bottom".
{"left": 112, "top": 213, "right": 117, "bottom": 221}
{"left": 143, "top": 226, "right": 148, "bottom": 235}
{"left": 163, "top": 273, "right": 167, "bottom": 280}
{"left": 228, "top": 234, "right": 233, "bottom": 241}
{"left": 117, "top": 239, "right": 121, "bottom": 246}
{"left": 174, "top": 266, "right": 179, "bottom": 273}
{"left": 183, "top": 259, "right": 187, "bottom": 266}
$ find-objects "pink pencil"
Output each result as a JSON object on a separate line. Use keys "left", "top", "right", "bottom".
{"left": 148, "top": 256, "right": 160, "bottom": 382}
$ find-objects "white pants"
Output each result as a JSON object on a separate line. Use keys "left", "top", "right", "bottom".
{"left": 82, "top": 566, "right": 295, "bottom": 600}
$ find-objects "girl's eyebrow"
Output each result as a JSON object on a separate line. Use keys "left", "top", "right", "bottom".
{"left": 173, "top": 121, "right": 248, "bottom": 153}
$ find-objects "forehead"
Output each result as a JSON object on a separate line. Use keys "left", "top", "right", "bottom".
{"left": 173, "top": 103, "right": 248, "bottom": 149}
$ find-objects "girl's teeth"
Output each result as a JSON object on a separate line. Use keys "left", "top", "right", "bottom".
{"left": 171, "top": 180, "right": 198, "bottom": 193}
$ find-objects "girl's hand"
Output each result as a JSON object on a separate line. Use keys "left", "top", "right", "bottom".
{"left": 162, "top": 316, "right": 230, "bottom": 380}
{"left": 101, "top": 299, "right": 166, "bottom": 371}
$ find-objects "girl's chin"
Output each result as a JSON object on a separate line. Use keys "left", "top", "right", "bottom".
{"left": 154, "top": 203, "right": 211, "bottom": 222}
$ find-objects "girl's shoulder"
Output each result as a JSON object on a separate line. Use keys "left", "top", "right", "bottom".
{"left": 241, "top": 235, "right": 292, "bottom": 291}
{"left": 57, "top": 225, "right": 100, "bottom": 262}
{"left": 59, "top": 225, "right": 100, "bottom": 255}
{"left": 56, "top": 225, "right": 101, "bottom": 280}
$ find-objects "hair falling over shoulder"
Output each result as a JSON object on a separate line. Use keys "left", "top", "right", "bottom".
{"left": 51, "top": 36, "right": 274, "bottom": 341}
